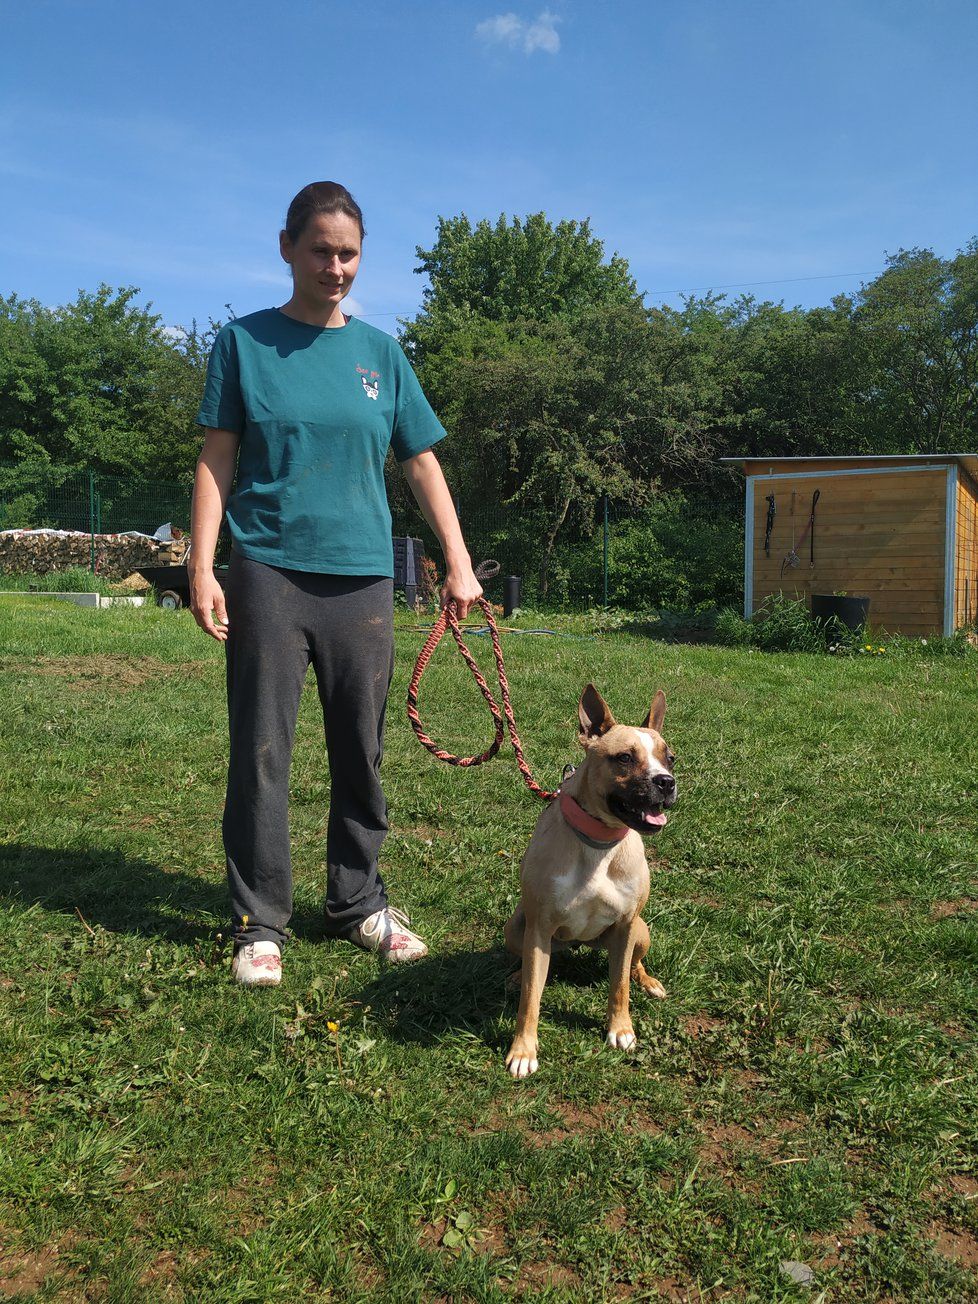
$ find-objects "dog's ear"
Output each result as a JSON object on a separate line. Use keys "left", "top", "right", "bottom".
{"left": 578, "top": 684, "right": 615, "bottom": 744}
{"left": 642, "top": 690, "right": 666, "bottom": 733}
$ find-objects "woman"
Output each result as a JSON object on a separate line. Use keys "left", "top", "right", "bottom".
{"left": 190, "top": 181, "right": 481, "bottom": 986}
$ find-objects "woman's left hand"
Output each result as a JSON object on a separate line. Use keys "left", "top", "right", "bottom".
{"left": 442, "top": 562, "right": 483, "bottom": 620}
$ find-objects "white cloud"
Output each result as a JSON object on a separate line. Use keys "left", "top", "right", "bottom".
{"left": 476, "top": 10, "right": 560, "bottom": 55}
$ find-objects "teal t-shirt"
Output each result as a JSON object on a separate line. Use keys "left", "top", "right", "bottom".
{"left": 196, "top": 309, "right": 445, "bottom": 575}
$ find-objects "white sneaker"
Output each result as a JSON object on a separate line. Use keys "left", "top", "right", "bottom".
{"left": 351, "top": 907, "right": 428, "bottom": 964}
{"left": 231, "top": 940, "right": 282, "bottom": 986}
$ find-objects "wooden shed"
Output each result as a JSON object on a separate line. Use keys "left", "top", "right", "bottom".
{"left": 723, "top": 455, "right": 978, "bottom": 637}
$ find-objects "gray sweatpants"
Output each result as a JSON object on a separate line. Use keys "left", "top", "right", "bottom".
{"left": 223, "top": 552, "right": 394, "bottom": 949}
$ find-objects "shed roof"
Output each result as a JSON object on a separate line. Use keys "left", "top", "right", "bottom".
{"left": 721, "top": 453, "right": 978, "bottom": 481}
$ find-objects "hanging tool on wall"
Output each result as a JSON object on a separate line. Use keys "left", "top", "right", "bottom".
{"left": 763, "top": 493, "right": 776, "bottom": 556}
{"left": 781, "top": 489, "right": 820, "bottom": 577}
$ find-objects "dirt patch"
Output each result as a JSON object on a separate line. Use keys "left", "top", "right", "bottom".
{"left": 811, "top": 1211, "right": 881, "bottom": 1271}
{"left": 604, "top": 1205, "right": 628, "bottom": 1232}
{"left": 221, "top": 1159, "right": 280, "bottom": 1237}
{"left": 847, "top": 1210, "right": 880, "bottom": 1238}
{"left": 682, "top": 1013, "right": 724, "bottom": 1037}
{"left": 940, "top": 1022, "right": 968, "bottom": 1038}
{"left": 400, "top": 825, "right": 450, "bottom": 842}
{"left": 931, "top": 898, "right": 978, "bottom": 919}
{"left": 419, "top": 1217, "right": 448, "bottom": 1248}
{"left": 0, "top": 1242, "right": 72, "bottom": 1298}
{"left": 139, "top": 1249, "right": 180, "bottom": 1287}
{"left": 17, "top": 655, "right": 207, "bottom": 689}
{"left": 645, "top": 1277, "right": 697, "bottom": 1301}
{"left": 931, "top": 1225, "right": 978, "bottom": 1267}
{"left": 526, "top": 1099, "right": 614, "bottom": 1146}
{"left": 949, "top": 1174, "right": 978, "bottom": 1199}
{"left": 554, "top": 1100, "right": 610, "bottom": 1129}
{"left": 418, "top": 1214, "right": 503, "bottom": 1256}
{"left": 139, "top": 1247, "right": 209, "bottom": 1289}
{"left": 514, "top": 1260, "right": 583, "bottom": 1293}
{"left": 0, "top": 1089, "right": 31, "bottom": 1122}
{"left": 697, "top": 1121, "right": 756, "bottom": 1169}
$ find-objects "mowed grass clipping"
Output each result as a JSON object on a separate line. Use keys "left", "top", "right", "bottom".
{"left": 0, "top": 596, "right": 976, "bottom": 1302}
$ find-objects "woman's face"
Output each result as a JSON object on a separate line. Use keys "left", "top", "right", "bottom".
{"left": 280, "top": 211, "right": 362, "bottom": 318}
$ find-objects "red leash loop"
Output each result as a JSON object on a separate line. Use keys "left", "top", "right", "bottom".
{"left": 406, "top": 582, "right": 556, "bottom": 801}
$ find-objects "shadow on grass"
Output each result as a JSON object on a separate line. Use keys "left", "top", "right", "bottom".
{"left": 2, "top": 843, "right": 619, "bottom": 1044}
{"left": 350, "top": 942, "right": 610, "bottom": 1048}
{"left": 618, "top": 614, "right": 720, "bottom": 645}
{"left": 0, "top": 842, "right": 227, "bottom": 941}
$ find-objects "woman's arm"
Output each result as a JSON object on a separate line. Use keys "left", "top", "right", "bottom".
{"left": 400, "top": 449, "right": 482, "bottom": 618}
{"left": 189, "top": 427, "right": 239, "bottom": 641}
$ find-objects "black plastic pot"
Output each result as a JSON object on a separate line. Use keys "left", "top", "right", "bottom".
{"left": 811, "top": 594, "right": 870, "bottom": 634}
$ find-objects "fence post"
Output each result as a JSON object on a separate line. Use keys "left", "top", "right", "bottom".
{"left": 88, "top": 470, "right": 96, "bottom": 573}
{"left": 602, "top": 494, "right": 609, "bottom": 609}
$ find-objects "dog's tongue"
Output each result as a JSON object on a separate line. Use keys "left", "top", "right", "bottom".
{"left": 642, "top": 810, "right": 668, "bottom": 828}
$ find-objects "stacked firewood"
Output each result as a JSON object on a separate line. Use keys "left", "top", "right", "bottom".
{"left": 0, "top": 530, "right": 189, "bottom": 579}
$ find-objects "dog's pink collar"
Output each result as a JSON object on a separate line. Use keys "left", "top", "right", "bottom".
{"left": 559, "top": 792, "right": 629, "bottom": 845}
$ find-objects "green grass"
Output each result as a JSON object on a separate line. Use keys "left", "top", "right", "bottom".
{"left": 0, "top": 567, "right": 118, "bottom": 596}
{"left": 1, "top": 597, "right": 976, "bottom": 1301}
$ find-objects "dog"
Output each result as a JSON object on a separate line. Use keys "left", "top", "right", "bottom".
{"left": 503, "top": 684, "right": 677, "bottom": 1078}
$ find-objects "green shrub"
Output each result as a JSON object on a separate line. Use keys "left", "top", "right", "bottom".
{"left": 713, "top": 595, "right": 978, "bottom": 658}
{"left": 558, "top": 490, "right": 743, "bottom": 611}
{"left": 752, "top": 595, "right": 824, "bottom": 652}
{"left": 714, "top": 606, "right": 753, "bottom": 646}
{"left": 713, "top": 595, "right": 823, "bottom": 653}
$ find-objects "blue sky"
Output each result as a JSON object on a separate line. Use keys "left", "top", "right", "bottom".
{"left": 2, "top": 0, "right": 976, "bottom": 334}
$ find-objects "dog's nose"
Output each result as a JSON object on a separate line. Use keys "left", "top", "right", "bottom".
{"left": 651, "top": 773, "right": 676, "bottom": 798}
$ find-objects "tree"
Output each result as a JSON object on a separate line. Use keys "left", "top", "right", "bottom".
{"left": 716, "top": 295, "right": 865, "bottom": 462}
{"left": 401, "top": 212, "right": 639, "bottom": 378}
{"left": 445, "top": 305, "right": 654, "bottom": 597}
{"left": 852, "top": 243, "right": 978, "bottom": 453}
{"left": 0, "top": 286, "right": 215, "bottom": 497}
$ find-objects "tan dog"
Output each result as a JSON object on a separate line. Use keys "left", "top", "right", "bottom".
{"left": 503, "top": 684, "right": 677, "bottom": 1078}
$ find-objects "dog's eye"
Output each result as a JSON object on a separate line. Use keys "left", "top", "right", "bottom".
{"left": 666, "top": 751, "right": 676, "bottom": 767}
{"left": 613, "top": 751, "right": 633, "bottom": 765}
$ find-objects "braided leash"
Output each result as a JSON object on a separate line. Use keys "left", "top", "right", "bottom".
{"left": 406, "top": 561, "right": 556, "bottom": 801}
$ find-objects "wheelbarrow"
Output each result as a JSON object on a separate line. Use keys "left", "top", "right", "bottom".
{"left": 137, "top": 564, "right": 228, "bottom": 610}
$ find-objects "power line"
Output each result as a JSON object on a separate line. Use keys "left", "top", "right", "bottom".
{"left": 646, "top": 270, "right": 874, "bottom": 295}
{"left": 353, "top": 268, "right": 877, "bottom": 318}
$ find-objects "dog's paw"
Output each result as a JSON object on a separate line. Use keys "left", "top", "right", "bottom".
{"left": 605, "top": 1027, "right": 637, "bottom": 1051}
{"left": 632, "top": 964, "right": 668, "bottom": 999}
{"left": 506, "top": 1039, "right": 539, "bottom": 1079}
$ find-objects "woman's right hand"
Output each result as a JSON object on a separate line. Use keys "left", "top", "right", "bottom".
{"left": 190, "top": 569, "right": 230, "bottom": 642}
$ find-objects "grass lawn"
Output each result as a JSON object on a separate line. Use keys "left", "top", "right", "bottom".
{"left": 1, "top": 597, "right": 976, "bottom": 1302}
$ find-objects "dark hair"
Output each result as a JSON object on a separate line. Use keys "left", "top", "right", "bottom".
{"left": 282, "top": 181, "right": 365, "bottom": 243}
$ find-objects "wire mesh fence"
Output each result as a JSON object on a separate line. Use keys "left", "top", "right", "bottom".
{"left": 0, "top": 463, "right": 232, "bottom": 565}
{"left": 0, "top": 465, "right": 193, "bottom": 536}
{"left": 0, "top": 461, "right": 743, "bottom": 611}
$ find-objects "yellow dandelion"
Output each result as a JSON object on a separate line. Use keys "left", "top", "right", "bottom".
{"left": 327, "top": 1020, "right": 340, "bottom": 1034}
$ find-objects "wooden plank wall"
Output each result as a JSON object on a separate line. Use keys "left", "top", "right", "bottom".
{"left": 751, "top": 469, "right": 947, "bottom": 637}
{"left": 955, "top": 472, "right": 978, "bottom": 629}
